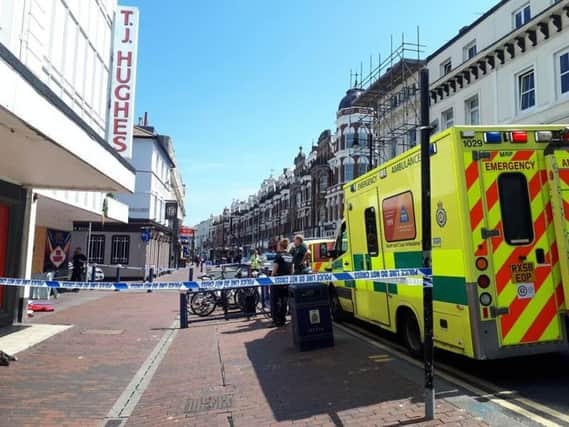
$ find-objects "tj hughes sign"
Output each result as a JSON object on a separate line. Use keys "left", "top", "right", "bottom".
{"left": 107, "top": 6, "right": 139, "bottom": 159}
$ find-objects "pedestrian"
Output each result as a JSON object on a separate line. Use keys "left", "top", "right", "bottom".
{"left": 250, "top": 249, "right": 261, "bottom": 275}
{"left": 290, "top": 234, "right": 311, "bottom": 275}
{"left": 270, "top": 238, "right": 293, "bottom": 327}
{"left": 71, "top": 247, "right": 87, "bottom": 282}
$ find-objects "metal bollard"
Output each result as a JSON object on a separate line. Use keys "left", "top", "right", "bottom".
{"left": 147, "top": 267, "right": 154, "bottom": 293}
{"left": 91, "top": 264, "right": 96, "bottom": 281}
{"left": 200, "top": 262, "right": 203, "bottom": 273}
{"left": 180, "top": 292, "right": 188, "bottom": 328}
{"left": 188, "top": 266, "right": 194, "bottom": 281}
{"left": 114, "top": 266, "right": 121, "bottom": 291}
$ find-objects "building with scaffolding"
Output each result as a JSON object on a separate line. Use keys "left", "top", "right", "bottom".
{"left": 353, "top": 35, "right": 425, "bottom": 164}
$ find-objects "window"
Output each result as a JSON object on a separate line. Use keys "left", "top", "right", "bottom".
{"left": 518, "top": 69, "right": 535, "bottom": 111}
{"left": 465, "top": 95, "right": 480, "bottom": 125}
{"left": 88, "top": 235, "right": 105, "bottom": 264}
{"left": 408, "top": 128, "right": 417, "bottom": 146}
{"left": 463, "top": 41, "right": 477, "bottom": 61}
{"left": 111, "top": 235, "right": 130, "bottom": 264}
{"left": 335, "top": 222, "right": 348, "bottom": 256}
{"left": 345, "top": 132, "right": 355, "bottom": 148}
{"left": 382, "top": 192, "right": 416, "bottom": 242}
{"left": 319, "top": 243, "right": 330, "bottom": 259}
{"left": 344, "top": 162, "right": 354, "bottom": 182}
{"left": 364, "top": 207, "right": 379, "bottom": 256}
{"left": 498, "top": 173, "right": 533, "bottom": 245}
{"left": 559, "top": 51, "right": 569, "bottom": 95}
{"left": 442, "top": 108, "right": 454, "bottom": 129}
{"left": 513, "top": 4, "right": 531, "bottom": 29}
{"left": 441, "top": 59, "right": 452, "bottom": 76}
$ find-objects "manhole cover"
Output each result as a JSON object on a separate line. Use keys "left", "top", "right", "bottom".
{"left": 185, "top": 394, "right": 233, "bottom": 414}
{"left": 81, "top": 329, "right": 124, "bottom": 335}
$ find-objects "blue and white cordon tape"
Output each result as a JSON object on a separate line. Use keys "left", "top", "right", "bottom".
{"left": 0, "top": 268, "right": 432, "bottom": 292}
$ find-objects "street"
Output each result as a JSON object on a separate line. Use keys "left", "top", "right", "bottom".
{"left": 0, "top": 269, "right": 566, "bottom": 426}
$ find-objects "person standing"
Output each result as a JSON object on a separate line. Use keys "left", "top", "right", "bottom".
{"left": 270, "top": 239, "right": 292, "bottom": 327}
{"left": 71, "top": 247, "right": 87, "bottom": 282}
{"left": 250, "top": 249, "right": 261, "bottom": 274}
{"left": 290, "top": 235, "right": 311, "bottom": 274}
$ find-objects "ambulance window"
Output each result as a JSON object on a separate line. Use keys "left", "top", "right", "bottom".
{"left": 364, "top": 207, "right": 379, "bottom": 256}
{"left": 498, "top": 173, "right": 534, "bottom": 245}
{"left": 319, "top": 243, "right": 329, "bottom": 259}
{"left": 335, "top": 222, "right": 348, "bottom": 256}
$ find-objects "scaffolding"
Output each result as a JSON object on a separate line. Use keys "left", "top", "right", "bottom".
{"left": 352, "top": 29, "right": 426, "bottom": 164}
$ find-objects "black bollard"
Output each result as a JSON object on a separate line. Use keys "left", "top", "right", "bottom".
{"left": 91, "top": 264, "right": 96, "bottom": 281}
{"left": 180, "top": 292, "right": 188, "bottom": 328}
{"left": 188, "top": 266, "right": 194, "bottom": 281}
{"left": 114, "top": 266, "right": 121, "bottom": 291}
{"left": 147, "top": 267, "right": 154, "bottom": 293}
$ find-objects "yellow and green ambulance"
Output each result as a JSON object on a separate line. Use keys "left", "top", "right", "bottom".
{"left": 328, "top": 125, "right": 569, "bottom": 360}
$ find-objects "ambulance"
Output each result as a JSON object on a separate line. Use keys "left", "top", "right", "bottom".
{"left": 328, "top": 125, "right": 569, "bottom": 360}
{"left": 304, "top": 239, "right": 335, "bottom": 272}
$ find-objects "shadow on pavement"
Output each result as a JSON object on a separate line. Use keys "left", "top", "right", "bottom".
{"left": 242, "top": 323, "right": 425, "bottom": 422}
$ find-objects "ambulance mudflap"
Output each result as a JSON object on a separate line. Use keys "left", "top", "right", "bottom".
{"left": 477, "top": 149, "right": 563, "bottom": 346}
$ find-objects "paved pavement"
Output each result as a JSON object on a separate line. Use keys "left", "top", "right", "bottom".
{"left": 0, "top": 268, "right": 512, "bottom": 426}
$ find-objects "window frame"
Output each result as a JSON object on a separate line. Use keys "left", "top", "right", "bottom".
{"left": 440, "top": 58, "right": 452, "bottom": 77}
{"left": 556, "top": 48, "right": 569, "bottom": 98}
{"left": 517, "top": 68, "right": 536, "bottom": 112}
{"left": 88, "top": 234, "right": 105, "bottom": 264}
{"left": 465, "top": 94, "right": 480, "bottom": 125}
{"left": 513, "top": 4, "right": 531, "bottom": 29}
{"left": 441, "top": 108, "right": 454, "bottom": 130}
{"left": 110, "top": 235, "right": 130, "bottom": 265}
{"left": 463, "top": 40, "right": 477, "bottom": 61}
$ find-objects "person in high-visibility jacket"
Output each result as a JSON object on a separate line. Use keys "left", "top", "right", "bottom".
{"left": 250, "top": 249, "right": 262, "bottom": 273}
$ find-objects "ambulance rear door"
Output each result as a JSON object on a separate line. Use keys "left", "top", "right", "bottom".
{"left": 477, "top": 148, "right": 563, "bottom": 346}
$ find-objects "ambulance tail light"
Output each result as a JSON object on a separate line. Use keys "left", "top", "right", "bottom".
{"left": 509, "top": 131, "right": 528, "bottom": 143}
{"left": 535, "top": 131, "right": 553, "bottom": 142}
{"left": 477, "top": 274, "right": 491, "bottom": 289}
{"left": 480, "top": 292, "right": 492, "bottom": 306}
{"left": 484, "top": 132, "right": 502, "bottom": 144}
{"left": 475, "top": 257, "right": 488, "bottom": 271}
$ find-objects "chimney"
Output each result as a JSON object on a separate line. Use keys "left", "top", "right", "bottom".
{"left": 144, "top": 112, "right": 149, "bottom": 126}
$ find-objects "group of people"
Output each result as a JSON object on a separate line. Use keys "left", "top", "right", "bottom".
{"left": 250, "top": 234, "right": 311, "bottom": 328}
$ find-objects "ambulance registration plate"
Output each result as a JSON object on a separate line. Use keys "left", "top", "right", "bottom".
{"left": 510, "top": 262, "right": 535, "bottom": 283}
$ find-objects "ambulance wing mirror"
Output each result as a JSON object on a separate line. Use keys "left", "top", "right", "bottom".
{"left": 327, "top": 249, "right": 338, "bottom": 259}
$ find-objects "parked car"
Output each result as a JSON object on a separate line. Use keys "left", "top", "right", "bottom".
{"left": 260, "top": 252, "right": 276, "bottom": 275}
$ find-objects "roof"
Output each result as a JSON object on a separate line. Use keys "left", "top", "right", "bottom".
{"left": 426, "top": 0, "right": 509, "bottom": 61}
{"left": 133, "top": 126, "right": 154, "bottom": 137}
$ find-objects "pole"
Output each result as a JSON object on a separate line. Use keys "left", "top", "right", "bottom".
{"left": 419, "top": 68, "right": 434, "bottom": 420}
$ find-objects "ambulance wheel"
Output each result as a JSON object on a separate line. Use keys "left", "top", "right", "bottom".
{"left": 329, "top": 288, "right": 349, "bottom": 322}
{"left": 402, "top": 313, "right": 422, "bottom": 357}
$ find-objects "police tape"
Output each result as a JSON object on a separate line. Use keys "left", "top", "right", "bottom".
{"left": 0, "top": 268, "right": 432, "bottom": 292}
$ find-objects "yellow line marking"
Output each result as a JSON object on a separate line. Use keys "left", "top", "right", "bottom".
{"left": 335, "top": 323, "right": 563, "bottom": 427}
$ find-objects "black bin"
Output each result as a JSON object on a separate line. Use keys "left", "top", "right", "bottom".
{"left": 288, "top": 283, "right": 334, "bottom": 351}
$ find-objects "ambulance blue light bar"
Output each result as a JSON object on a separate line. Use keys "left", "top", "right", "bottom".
{"left": 484, "top": 132, "right": 502, "bottom": 143}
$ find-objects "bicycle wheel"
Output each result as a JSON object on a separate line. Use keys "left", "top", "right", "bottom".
{"left": 189, "top": 292, "right": 217, "bottom": 317}
{"left": 236, "top": 288, "right": 259, "bottom": 313}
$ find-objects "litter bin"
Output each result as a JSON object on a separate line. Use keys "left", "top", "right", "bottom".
{"left": 288, "top": 283, "right": 334, "bottom": 351}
